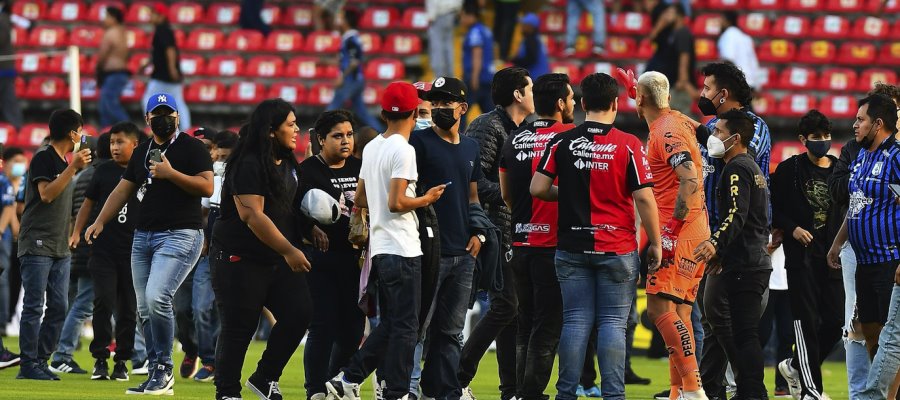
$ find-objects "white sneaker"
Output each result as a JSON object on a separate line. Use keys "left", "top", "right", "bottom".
{"left": 461, "top": 387, "right": 476, "bottom": 400}
{"left": 778, "top": 359, "right": 802, "bottom": 400}
{"left": 325, "top": 372, "right": 361, "bottom": 400}
{"left": 680, "top": 389, "right": 708, "bottom": 400}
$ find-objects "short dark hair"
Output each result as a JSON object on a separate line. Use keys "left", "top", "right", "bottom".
{"left": 869, "top": 82, "right": 900, "bottom": 106}
{"left": 215, "top": 130, "right": 238, "bottom": 148}
{"left": 95, "top": 132, "right": 112, "bottom": 160}
{"left": 106, "top": 6, "right": 124, "bottom": 24}
{"left": 492, "top": 67, "right": 530, "bottom": 108}
{"left": 342, "top": 8, "right": 360, "bottom": 28}
{"left": 723, "top": 10, "right": 738, "bottom": 27}
{"left": 580, "top": 73, "right": 619, "bottom": 113}
{"left": 719, "top": 110, "right": 755, "bottom": 148}
{"left": 109, "top": 121, "right": 142, "bottom": 141}
{"left": 859, "top": 94, "right": 900, "bottom": 134}
{"left": 48, "top": 109, "right": 83, "bottom": 142}
{"left": 314, "top": 110, "right": 355, "bottom": 139}
{"left": 701, "top": 63, "right": 753, "bottom": 106}
{"left": 798, "top": 109, "right": 832, "bottom": 138}
{"left": 463, "top": 0, "right": 481, "bottom": 18}
{"left": 533, "top": 73, "right": 571, "bottom": 116}
{"left": 381, "top": 110, "right": 414, "bottom": 122}
{"left": 2, "top": 146, "right": 23, "bottom": 161}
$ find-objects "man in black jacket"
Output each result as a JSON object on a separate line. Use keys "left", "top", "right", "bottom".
{"left": 771, "top": 110, "right": 843, "bottom": 400}
{"left": 460, "top": 67, "right": 534, "bottom": 400}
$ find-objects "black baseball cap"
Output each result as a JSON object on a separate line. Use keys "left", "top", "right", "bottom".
{"left": 426, "top": 77, "right": 467, "bottom": 102}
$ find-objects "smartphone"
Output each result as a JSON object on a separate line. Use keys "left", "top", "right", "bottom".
{"left": 890, "top": 183, "right": 900, "bottom": 198}
{"left": 149, "top": 149, "right": 163, "bottom": 163}
{"left": 444, "top": 181, "right": 453, "bottom": 186}
{"left": 73, "top": 135, "right": 88, "bottom": 153}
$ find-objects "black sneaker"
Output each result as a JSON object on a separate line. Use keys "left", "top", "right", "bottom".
{"left": 16, "top": 363, "right": 54, "bottom": 380}
{"left": 180, "top": 355, "right": 197, "bottom": 378}
{"left": 0, "top": 348, "right": 21, "bottom": 370}
{"left": 654, "top": 389, "right": 672, "bottom": 400}
{"left": 624, "top": 367, "right": 652, "bottom": 385}
{"left": 50, "top": 359, "right": 87, "bottom": 374}
{"left": 144, "top": 364, "right": 175, "bottom": 396}
{"left": 125, "top": 376, "right": 151, "bottom": 395}
{"left": 111, "top": 360, "right": 129, "bottom": 381}
{"left": 39, "top": 362, "right": 61, "bottom": 380}
{"left": 91, "top": 359, "right": 110, "bottom": 380}
{"left": 247, "top": 372, "right": 283, "bottom": 400}
{"left": 325, "top": 372, "right": 361, "bottom": 400}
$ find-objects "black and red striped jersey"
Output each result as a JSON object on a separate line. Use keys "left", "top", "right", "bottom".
{"left": 536, "top": 122, "right": 653, "bottom": 255}
{"left": 500, "top": 119, "right": 575, "bottom": 248}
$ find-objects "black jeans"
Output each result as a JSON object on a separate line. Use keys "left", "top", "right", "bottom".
{"left": 701, "top": 268, "right": 770, "bottom": 399}
{"left": 304, "top": 248, "right": 365, "bottom": 397}
{"left": 175, "top": 265, "right": 197, "bottom": 358}
{"left": 211, "top": 249, "right": 311, "bottom": 397}
{"left": 758, "top": 289, "right": 793, "bottom": 389}
{"left": 512, "top": 248, "right": 562, "bottom": 400}
{"left": 88, "top": 251, "right": 137, "bottom": 362}
{"left": 343, "top": 254, "right": 421, "bottom": 400}
{"left": 459, "top": 256, "right": 518, "bottom": 399}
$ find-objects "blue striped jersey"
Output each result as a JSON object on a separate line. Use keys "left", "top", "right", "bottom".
{"left": 847, "top": 136, "right": 900, "bottom": 265}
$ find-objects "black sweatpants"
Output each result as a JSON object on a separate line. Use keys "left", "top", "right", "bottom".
{"left": 786, "top": 258, "right": 845, "bottom": 398}
{"left": 88, "top": 251, "right": 137, "bottom": 362}
{"left": 211, "top": 249, "right": 311, "bottom": 397}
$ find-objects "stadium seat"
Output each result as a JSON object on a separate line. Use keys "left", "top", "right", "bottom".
{"left": 87, "top": 1, "right": 125, "bottom": 22}
{"left": 171, "top": 2, "right": 204, "bottom": 25}
{"left": 879, "top": 42, "right": 900, "bottom": 66}
{"left": 604, "top": 37, "right": 637, "bottom": 60}
{"left": 206, "top": 2, "right": 241, "bottom": 25}
{"left": 580, "top": 62, "right": 614, "bottom": 81}
{"left": 891, "top": 20, "right": 900, "bottom": 39}
{"left": 23, "top": 76, "right": 67, "bottom": 100}
{"left": 28, "top": 26, "right": 68, "bottom": 48}
{"left": 359, "top": 7, "right": 399, "bottom": 30}
{"left": 285, "top": 57, "right": 321, "bottom": 79}
{"left": 739, "top": 13, "right": 770, "bottom": 36}
{"left": 127, "top": 53, "right": 150, "bottom": 75}
{"left": 13, "top": 0, "right": 45, "bottom": 20}
{"left": 774, "top": 67, "right": 818, "bottom": 90}
{"left": 185, "top": 80, "right": 226, "bottom": 103}
{"left": 44, "top": 53, "right": 92, "bottom": 75}
{"left": 850, "top": 17, "right": 889, "bottom": 40}
{"left": 786, "top": 0, "right": 823, "bottom": 11}
{"left": 541, "top": 11, "right": 566, "bottom": 34}
{"left": 541, "top": 36, "right": 561, "bottom": 57}
{"left": 818, "top": 68, "right": 858, "bottom": 91}
{"left": 268, "top": 83, "right": 307, "bottom": 105}
{"left": 826, "top": 0, "right": 864, "bottom": 12}
{"left": 857, "top": 68, "right": 897, "bottom": 91}
{"left": 772, "top": 15, "right": 810, "bottom": 38}
{"left": 19, "top": 124, "right": 51, "bottom": 147}
{"left": 636, "top": 39, "right": 654, "bottom": 59}
{"left": 125, "top": 1, "right": 154, "bottom": 23}
{"left": 178, "top": 53, "right": 206, "bottom": 77}
{"left": 47, "top": 1, "right": 85, "bottom": 22}
{"left": 12, "top": 27, "right": 27, "bottom": 48}
{"left": 400, "top": 8, "right": 428, "bottom": 31}
{"left": 265, "top": 31, "right": 303, "bottom": 52}
{"left": 609, "top": 12, "right": 651, "bottom": 35}
{"left": 866, "top": 0, "right": 900, "bottom": 11}
{"left": 363, "top": 84, "right": 384, "bottom": 106}
{"left": 695, "top": 38, "right": 719, "bottom": 61}
{"left": 777, "top": 94, "right": 818, "bottom": 117}
{"left": 126, "top": 27, "right": 149, "bottom": 49}
{"left": 691, "top": 14, "right": 722, "bottom": 37}
{"left": 80, "top": 77, "right": 99, "bottom": 102}
{"left": 261, "top": 4, "right": 281, "bottom": 26}
{"left": 304, "top": 32, "right": 341, "bottom": 54}
{"left": 307, "top": 83, "right": 336, "bottom": 106}
{"left": 796, "top": 40, "right": 836, "bottom": 64}
{"left": 225, "top": 30, "right": 264, "bottom": 52}
{"left": 746, "top": 0, "right": 782, "bottom": 10}
{"left": 227, "top": 82, "right": 266, "bottom": 104}
{"left": 281, "top": 5, "right": 313, "bottom": 28}
{"left": 246, "top": 56, "right": 285, "bottom": 78}
{"left": 121, "top": 79, "right": 146, "bottom": 102}
{"left": 550, "top": 62, "right": 582, "bottom": 84}
{"left": 359, "top": 32, "right": 384, "bottom": 54}
{"left": 750, "top": 92, "right": 777, "bottom": 115}
{"left": 0, "top": 123, "right": 16, "bottom": 146}
{"left": 185, "top": 29, "right": 225, "bottom": 52}
{"left": 820, "top": 95, "right": 858, "bottom": 118}
{"left": 382, "top": 34, "right": 422, "bottom": 56}
{"left": 15, "top": 52, "right": 46, "bottom": 75}
{"left": 810, "top": 15, "right": 849, "bottom": 39}
{"left": 837, "top": 42, "right": 876, "bottom": 65}
{"left": 705, "top": 0, "right": 743, "bottom": 9}
{"left": 206, "top": 55, "right": 245, "bottom": 77}
{"left": 364, "top": 58, "right": 405, "bottom": 81}
{"left": 70, "top": 26, "right": 104, "bottom": 48}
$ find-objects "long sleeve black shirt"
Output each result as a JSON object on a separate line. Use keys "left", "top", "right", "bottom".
{"left": 710, "top": 153, "right": 772, "bottom": 271}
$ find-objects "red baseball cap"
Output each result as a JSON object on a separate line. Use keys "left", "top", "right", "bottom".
{"left": 152, "top": 2, "right": 168, "bottom": 17}
{"left": 381, "top": 81, "right": 420, "bottom": 113}
{"left": 413, "top": 81, "right": 432, "bottom": 100}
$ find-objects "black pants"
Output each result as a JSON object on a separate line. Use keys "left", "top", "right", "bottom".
{"left": 211, "top": 250, "right": 311, "bottom": 397}
{"left": 759, "top": 289, "right": 793, "bottom": 389}
{"left": 701, "top": 268, "right": 770, "bottom": 399}
{"left": 786, "top": 259, "right": 844, "bottom": 398}
{"left": 512, "top": 248, "right": 561, "bottom": 400}
{"left": 458, "top": 257, "right": 518, "bottom": 399}
{"left": 304, "top": 248, "right": 365, "bottom": 397}
{"left": 6, "top": 241, "right": 20, "bottom": 324}
{"left": 175, "top": 265, "right": 197, "bottom": 358}
{"left": 493, "top": 0, "right": 520, "bottom": 59}
{"left": 88, "top": 251, "right": 137, "bottom": 362}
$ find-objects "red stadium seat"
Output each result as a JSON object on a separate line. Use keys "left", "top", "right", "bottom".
{"left": 125, "top": 1, "right": 155, "bottom": 23}
{"left": 382, "top": 34, "right": 422, "bottom": 56}
{"left": 246, "top": 56, "right": 285, "bottom": 78}
{"left": 850, "top": 17, "right": 889, "bottom": 40}
{"left": 185, "top": 29, "right": 224, "bottom": 52}
{"left": 225, "top": 30, "right": 264, "bottom": 52}
{"left": 810, "top": 15, "right": 849, "bottom": 39}
{"left": 879, "top": 42, "right": 900, "bottom": 66}
{"left": 20, "top": 124, "right": 51, "bottom": 147}
{"left": 359, "top": 32, "right": 383, "bottom": 54}
{"left": 307, "top": 83, "right": 336, "bottom": 106}
{"left": 128, "top": 53, "right": 150, "bottom": 75}
{"left": 121, "top": 79, "right": 146, "bottom": 102}
{"left": 170, "top": 2, "right": 204, "bottom": 25}
{"left": 363, "top": 84, "right": 384, "bottom": 106}
{"left": 786, "top": 0, "right": 823, "bottom": 11}
{"left": 705, "top": 0, "right": 743, "bottom": 9}
{"left": 364, "top": 58, "right": 405, "bottom": 81}
{"left": 758, "top": 40, "right": 797, "bottom": 63}
{"left": 12, "top": 27, "right": 28, "bottom": 48}
{"left": 81, "top": 77, "right": 99, "bottom": 102}
{"left": 541, "top": 36, "right": 561, "bottom": 57}
{"left": 70, "top": 26, "right": 104, "bottom": 48}
{"left": 858, "top": 68, "right": 898, "bottom": 91}
{"left": 820, "top": 95, "right": 858, "bottom": 118}
{"left": 796, "top": 40, "right": 836, "bottom": 64}
{"left": 866, "top": 0, "right": 900, "bottom": 11}
{"left": 837, "top": 42, "right": 876, "bottom": 65}
{"left": 281, "top": 5, "right": 313, "bottom": 28}
{"left": 29, "top": 26, "right": 68, "bottom": 48}
{"left": 604, "top": 37, "right": 637, "bottom": 60}
{"left": 609, "top": 12, "right": 650, "bottom": 35}
{"left": 45, "top": 53, "right": 87, "bottom": 74}
{"left": 285, "top": 57, "right": 321, "bottom": 79}
{"left": 13, "top": 0, "right": 45, "bottom": 20}
{"left": 185, "top": 80, "right": 226, "bottom": 103}
{"left": 178, "top": 53, "right": 206, "bottom": 77}
{"left": 581, "top": 62, "right": 618, "bottom": 78}
{"left": 0, "top": 123, "right": 16, "bottom": 145}
{"left": 739, "top": 13, "right": 770, "bottom": 36}
{"left": 265, "top": 30, "right": 303, "bottom": 52}
{"left": 206, "top": 3, "right": 241, "bottom": 25}
{"left": 818, "top": 68, "right": 858, "bottom": 91}
{"left": 87, "top": 2, "right": 125, "bottom": 23}
{"left": 550, "top": 62, "right": 582, "bottom": 84}
{"left": 695, "top": 38, "right": 719, "bottom": 61}
{"left": 890, "top": 20, "right": 900, "bottom": 39}
{"left": 16, "top": 53, "right": 46, "bottom": 75}
{"left": 772, "top": 15, "right": 810, "bottom": 38}
{"left": 227, "top": 82, "right": 266, "bottom": 104}
{"left": 826, "top": 0, "right": 864, "bottom": 12}
{"left": 268, "top": 83, "right": 307, "bottom": 105}
{"left": 777, "top": 94, "right": 818, "bottom": 117}
{"left": 691, "top": 14, "right": 722, "bottom": 37}
{"left": 359, "top": 7, "right": 399, "bottom": 30}
{"left": 541, "top": 11, "right": 566, "bottom": 34}
{"left": 304, "top": 32, "right": 341, "bottom": 54}
{"left": 578, "top": 13, "right": 607, "bottom": 35}
{"left": 750, "top": 92, "right": 777, "bottom": 115}
{"left": 206, "top": 55, "right": 245, "bottom": 77}
{"left": 774, "top": 67, "right": 818, "bottom": 90}
{"left": 400, "top": 8, "right": 428, "bottom": 31}
{"left": 23, "top": 76, "right": 67, "bottom": 100}
{"left": 746, "top": 0, "right": 782, "bottom": 10}
{"left": 126, "top": 27, "right": 149, "bottom": 50}
{"left": 47, "top": 1, "right": 85, "bottom": 22}
{"left": 261, "top": 4, "right": 281, "bottom": 26}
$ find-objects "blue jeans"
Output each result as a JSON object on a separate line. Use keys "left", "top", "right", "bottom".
{"left": 53, "top": 275, "right": 93, "bottom": 362}
{"left": 327, "top": 77, "right": 384, "bottom": 132}
{"left": 192, "top": 255, "right": 218, "bottom": 365}
{"left": 99, "top": 72, "right": 130, "bottom": 127}
{"left": 860, "top": 284, "right": 900, "bottom": 400}
{"left": 133, "top": 326, "right": 148, "bottom": 364}
{"left": 842, "top": 243, "right": 870, "bottom": 399}
{"left": 421, "top": 255, "right": 475, "bottom": 400}
{"left": 18, "top": 255, "right": 71, "bottom": 365}
{"left": 566, "top": 0, "right": 606, "bottom": 48}
{"left": 691, "top": 297, "right": 704, "bottom": 360}
{"left": 428, "top": 13, "right": 456, "bottom": 78}
{"left": 131, "top": 229, "right": 203, "bottom": 368}
{"left": 554, "top": 250, "right": 638, "bottom": 400}
{"left": 410, "top": 340, "right": 425, "bottom": 396}
{"left": 142, "top": 79, "right": 191, "bottom": 132}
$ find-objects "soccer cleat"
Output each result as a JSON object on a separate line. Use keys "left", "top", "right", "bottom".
{"left": 50, "top": 359, "right": 87, "bottom": 374}
{"left": 112, "top": 360, "right": 129, "bottom": 381}
{"left": 144, "top": 364, "right": 175, "bottom": 396}
{"left": 778, "top": 359, "right": 802, "bottom": 400}
{"left": 91, "top": 359, "right": 110, "bottom": 380}
{"left": 325, "top": 372, "right": 361, "bottom": 400}
{"left": 247, "top": 372, "right": 283, "bottom": 400}
{"left": 180, "top": 355, "right": 198, "bottom": 378}
{"left": 132, "top": 359, "right": 149, "bottom": 375}
{"left": 194, "top": 364, "right": 216, "bottom": 382}
{"left": 461, "top": 387, "right": 477, "bottom": 400}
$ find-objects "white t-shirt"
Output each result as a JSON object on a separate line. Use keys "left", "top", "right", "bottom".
{"left": 718, "top": 26, "right": 763, "bottom": 89}
{"left": 361, "top": 133, "right": 422, "bottom": 258}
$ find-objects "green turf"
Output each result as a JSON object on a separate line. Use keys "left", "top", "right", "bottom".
{"left": 0, "top": 339, "right": 851, "bottom": 399}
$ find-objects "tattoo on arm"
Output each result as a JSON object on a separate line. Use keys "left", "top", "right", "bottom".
{"left": 673, "top": 161, "right": 699, "bottom": 221}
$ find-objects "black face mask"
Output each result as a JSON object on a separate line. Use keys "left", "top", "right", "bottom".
{"left": 859, "top": 122, "right": 879, "bottom": 149}
{"left": 698, "top": 91, "right": 724, "bottom": 116}
{"left": 150, "top": 116, "right": 177, "bottom": 139}
{"left": 432, "top": 107, "right": 459, "bottom": 130}
{"left": 805, "top": 139, "right": 831, "bottom": 158}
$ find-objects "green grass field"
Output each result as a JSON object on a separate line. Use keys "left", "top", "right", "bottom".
{"left": 0, "top": 339, "right": 851, "bottom": 399}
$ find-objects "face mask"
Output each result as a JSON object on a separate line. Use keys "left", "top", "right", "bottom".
{"left": 707, "top": 134, "right": 737, "bottom": 158}
{"left": 698, "top": 91, "right": 724, "bottom": 116}
{"left": 432, "top": 107, "right": 459, "bottom": 130}
{"left": 150, "top": 116, "right": 177, "bottom": 139}
{"left": 859, "top": 121, "right": 879, "bottom": 149}
{"left": 415, "top": 118, "right": 433, "bottom": 131}
{"left": 213, "top": 161, "right": 226, "bottom": 176}
{"left": 10, "top": 162, "right": 26, "bottom": 178}
{"left": 805, "top": 139, "right": 831, "bottom": 159}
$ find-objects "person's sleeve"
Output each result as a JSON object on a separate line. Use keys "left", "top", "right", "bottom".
{"left": 391, "top": 145, "right": 418, "bottom": 182}
{"left": 28, "top": 151, "right": 56, "bottom": 184}
{"left": 675, "top": 30, "right": 693, "bottom": 55}
{"left": 231, "top": 159, "right": 265, "bottom": 196}
{"left": 662, "top": 130, "right": 692, "bottom": 170}
{"left": 185, "top": 139, "right": 214, "bottom": 176}
{"left": 536, "top": 136, "right": 562, "bottom": 178}
{"left": 626, "top": 141, "right": 654, "bottom": 192}
{"left": 471, "top": 146, "right": 483, "bottom": 182}
{"left": 163, "top": 26, "right": 177, "bottom": 49}
{"left": 465, "top": 116, "right": 503, "bottom": 206}
{"left": 468, "top": 28, "right": 484, "bottom": 47}
{"left": 769, "top": 160, "right": 798, "bottom": 233}
{"left": 828, "top": 141, "right": 856, "bottom": 206}
{"left": 749, "top": 118, "right": 770, "bottom": 166}
{"left": 84, "top": 169, "right": 102, "bottom": 201}
{"left": 709, "top": 163, "right": 752, "bottom": 251}
{"left": 123, "top": 147, "right": 141, "bottom": 183}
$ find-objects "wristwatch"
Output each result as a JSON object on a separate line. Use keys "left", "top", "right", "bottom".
{"left": 476, "top": 234, "right": 487, "bottom": 244}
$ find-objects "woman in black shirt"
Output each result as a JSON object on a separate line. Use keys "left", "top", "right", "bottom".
{"left": 210, "top": 99, "right": 312, "bottom": 400}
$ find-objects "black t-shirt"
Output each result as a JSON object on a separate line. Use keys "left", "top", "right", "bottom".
{"left": 797, "top": 156, "right": 834, "bottom": 258}
{"left": 19, "top": 146, "right": 74, "bottom": 258}
{"left": 212, "top": 155, "right": 299, "bottom": 264}
{"left": 151, "top": 23, "right": 181, "bottom": 82}
{"left": 298, "top": 155, "right": 361, "bottom": 252}
{"left": 648, "top": 26, "right": 696, "bottom": 86}
{"left": 711, "top": 153, "right": 772, "bottom": 271}
{"left": 123, "top": 133, "right": 213, "bottom": 231}
{"left": 85, "top": 161, "right": 137, "bottom": 255}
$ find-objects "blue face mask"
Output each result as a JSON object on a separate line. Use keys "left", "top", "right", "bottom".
{"left": 10, "top": 163, "right": 26, "bottom": 178}
{"left": 415, "top": 118, "right": 433, "bottom": 131}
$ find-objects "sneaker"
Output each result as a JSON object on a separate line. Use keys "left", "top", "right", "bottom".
{"left": 112, "top": 360, "right": 129, "bottom": 381}
{"left": 247, "top": 372, "right": 283, "bottom": 400}
{"left": 681, "top": 389, "right": 709, "bottom": 400}
{"left": 309, "top": 393, "right": 327, "bottom": 400}
{"left": 132, "top": 359, "right": 149, "bottom": 375}
{"left": 194, "top": 364, "right": 215, "bottom": 382}
{"left": 576, "top": 385, "right": 587, "bottom": 397}
{"left": 50, "top": 359, "right": 87, "bottom": 374}
{"left": 461, "top": 387, "right": 476, "bottom": 400}
{"left": 16, "top": 363, "right": 54, "bottom": 380}
{"left": 374, "top": 379, "right": 385, "bottom": 400}
{"left": 777, "top": 359, "right": 802, "bottom": 400}
{"left": 0, "top": 348, "right": 21, "bottom": 370}
{"left": 39, "top": 362, "right": 61, "bottom": 380}
{"left": 325, "top": 372, "right": 361, "bottom": 400}
{"left": 217, "top": 395, "right": 243, "bottom": 400}
{"left": 125, "top": 376, "right": 151, "bottom": 395}
{"left": 144, "top": 364, "right": 175, "bottom": 396}
{"left": 180, "top": 355, "right": 197, "bottom": 378}
{"left": 625, "top": 367, "right": 652, "bottom": 385}
{"left": 562, "top": 47, "right": 576, "bottom": 57}
{"left": 774, "top": 387, "right": 791, "bottom": 398}
{"left": 584, "top": 385, "right": 602, "bottom": 397}
{"left": 91, "top": 359, "right": 110, "bottom": 380}
{"left": 654, "top": 389, "right": 671, "bottom": 400}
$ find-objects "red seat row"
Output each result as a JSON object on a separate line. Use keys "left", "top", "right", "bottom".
{"left": 764, "top": 66, "right": 897, "bottom": 91}
{"left": 693, "top": 13, "right": 900, "bottom": 40}
{"left": 540, "top": 11, "right": 652, "bottom": 35}
{"left": 758, "top": 40, "right": 900, "bottom": 66}
{"left": 705, "top": 0, "right": 899, "bottom": 13}
{"left": 185, "top": 81, "right": 387, "bottom": 106}
{"left": 751, "top": 93, "right": 860, "bottom": 118}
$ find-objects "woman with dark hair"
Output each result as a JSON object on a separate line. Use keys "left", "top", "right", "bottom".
{"left": 211, "top": 98, "right": 312, "bottom": 400}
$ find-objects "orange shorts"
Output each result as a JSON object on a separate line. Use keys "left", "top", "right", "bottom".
{"left": 646, "top": 238, "right": 706, "bottom": 304}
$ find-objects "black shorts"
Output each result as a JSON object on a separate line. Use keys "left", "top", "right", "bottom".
{"left": 855, "top": 261, "right": 898, "bottom": 324}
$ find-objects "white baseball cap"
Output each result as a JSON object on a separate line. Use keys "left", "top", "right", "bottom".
{"left": 300, "top": 188, "right": 340, "bottom": 225}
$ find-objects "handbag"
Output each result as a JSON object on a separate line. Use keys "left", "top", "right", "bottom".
{"left": 348, "top": 206, "right": 369, "bottom": 246}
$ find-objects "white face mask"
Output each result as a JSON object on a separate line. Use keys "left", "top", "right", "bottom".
{"left": 213, "top": 161, "right": 226, "bottom": 176}
{"left": 415, "top": 118, "right": 433, "bottom": 131}
{"left": 707, "top": 134, "right": 737, "bottom": 159}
